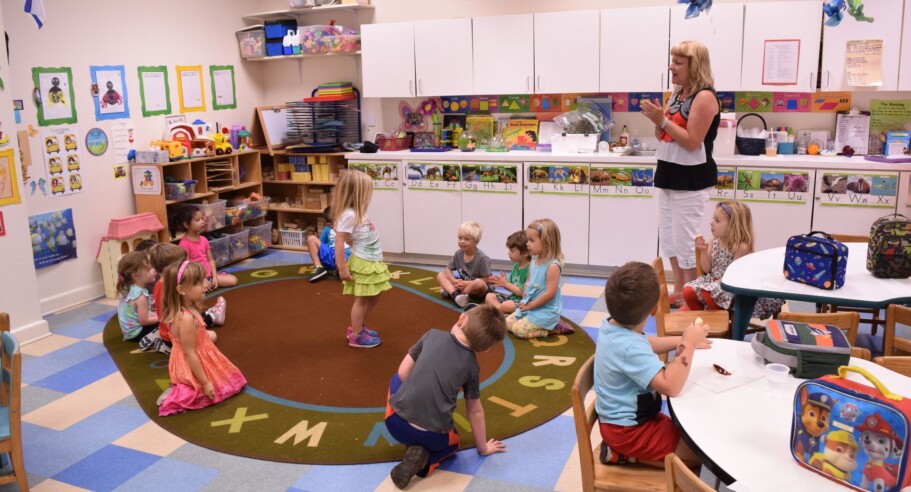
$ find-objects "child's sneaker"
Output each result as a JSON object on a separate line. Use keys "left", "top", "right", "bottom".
{"left": 464, "top": 302, "right": 480, "bottom": 312}
{"left": 599, "top": 442, "right": 635, "bottom": 465}
{"left": 553, "top": 320, "right": 575, "bottom": 335}
{"left": 390, "top": 445, "right": 430, "bottom": 489}
{"left": 348, "top": 329, "right": 381, "bottom": 348}
{"left": 440, "top": 289, "right": 452, "bottom": 300}
{"left": 454, "top": 292, "right": 469, "bottom": 308}
{"left": 345, "top": 326, "right": 379, "bottom": 340}
{"left": 309, "top": 266, "right": 329, "bottom": 283}
{"left": 156, "top": 386, "right": 173, "bottom": 406}
{"left": 206, "top": 296, "right": 227, "bottom": 326}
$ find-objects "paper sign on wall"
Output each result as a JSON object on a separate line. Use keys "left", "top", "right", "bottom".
{"left": 40, "top": 126, "right": 84, "bottom": 196}
{"left": 846, "top": 40, "right": 883, "bottom": 87}
{"left": 762, "top": 39, "right": 800, "bottom": 85}
{"left": 112, "top": 120, "right": 135, "bottom": 164}
{"left": 29, "top": 208, "right": 78, "bottom": 269}
{"left": 131, "top": 165, "right": 161, "bottom": 195}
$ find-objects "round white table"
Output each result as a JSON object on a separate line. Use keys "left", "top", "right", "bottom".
{"left": 668, "top": 339, "right": 911, "bottom": 491}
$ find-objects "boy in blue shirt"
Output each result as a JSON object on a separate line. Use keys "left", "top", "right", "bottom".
{"left": 594, "top": 261, "right": 710, "bottom": 467}
{"left": 307, "top": 206, "right": 350, "bottom": 282}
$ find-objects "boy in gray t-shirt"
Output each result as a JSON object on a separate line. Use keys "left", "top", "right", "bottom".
{"left": 384, "top": 305, "right": 508, "bottom": 489}
{"left": 437, "top": 221, "right": 493, "bottom": 308}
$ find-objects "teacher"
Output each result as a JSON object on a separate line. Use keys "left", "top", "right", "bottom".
{"left": 641, "top": 40, "right": 720, "bottom": 307}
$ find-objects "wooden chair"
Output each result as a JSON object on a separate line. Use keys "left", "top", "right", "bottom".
{"left": 776, "top": 311, "right": 860, "bottom": 345}
{"left": 852, "top": 347, "right": 872, "bottom": 361}
{"left": 0, "top": 312, "right": 7, "bottom": 333}
{"left": 652, "top": 257, "right": 729, "bottom": 353}
{"left": 664, "top": 453, "right": 713, "bottom": 492}
{"left": 874, "top": 356, "right": 911, "bottom": 377}
{"left": 883, "top": 304, "right": 911, "bottom": 357}
{"left": 0, "top": 329, "right": 28, "bottom": 491}
{"left": 571, "top": 355, "right": 665, "bottom": 492}
{"left": 821, "top": 233, "right": 883, "bottom": 335}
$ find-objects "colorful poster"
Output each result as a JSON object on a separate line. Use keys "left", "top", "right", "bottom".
{"left": 717, "top": 92, "right": 736, "bottom": 112}
{"left": 735, "top": 92, "right": 774, "bottom": 113}
{"left": 712, "top": 167, "right": 736, "bottom": 201}
{"left": 736, "top": 169, "right": 810, "bottom": 204}
{"left": 627, "top": 93, "right": 663, "bottom": 112}
{"left": 772, "top": 92, "right": 812, "bottom": 113}
{"left": 441, "top": 96, "right": 469, "bottom": 114}
{"left": 589, "top": 166, "right": 655, "bottom": 198}
{"left": 404, "top": 162, "right": 460, "bottom": 191}
{"left": 29, "top": 208, "right": 78, "bottom": 269}
{"left": 348, "top": 161, "right": 400, "bottom": 191}
{"left": 85, "top": 128, "right": 108, "bottom": 156}
{"left": 870, "top": 100, "right": 911, "bottom": 155}
{"left": 131, "top": 165, "right": 161, "bottom": 195}
{"left": 468, "top": 96, "right": 498, "bottom": 113}
{"left": 40, "top": 126, "right": 84, "bottom": 196}
{"left": 818, "top": 172, "right": 896, "bottom": 208}
{"left": 559, "top": 94, "right": 582, "bottom": 111}
{"left": 498, "top": 95, "right": 531, "bottom": 113}
{"left": 526, "top": 164, "right": 588, "bottom": 195}
{"left": 606, "top": 93, "right": 628, "bottom": 113}
{"left": 531, "top": 94, "right": 561, "bottom": 112}
{"left": 461, "top": 162, "right": 518, "bottom": 193}
{"left": 32, "top": 66, "right": 77, "bottom": 126}
{"left": 90, "top": 65, "right": 129, "bottom": 120}
{"left": 0, "top": 148, "right": 21, "bottom": 206}
{"left": 811, "top": 92, "right": 852, "bottom": 112}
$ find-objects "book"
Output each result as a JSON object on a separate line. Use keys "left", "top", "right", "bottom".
{"left": 503, "top": 118, "right": 539, "bottom": 150}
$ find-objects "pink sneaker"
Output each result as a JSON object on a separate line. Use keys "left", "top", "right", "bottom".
{"left": 345, "top": 326, "right": 379, "bottom": 340}
{"left": 348, "top": 328, "right": 381, "bottom": 348}
{"left": 553, "top": 320, "right": 575, "bottom": 335}
{"left": 206, "top": 296, "right": 226, "bottom": 326}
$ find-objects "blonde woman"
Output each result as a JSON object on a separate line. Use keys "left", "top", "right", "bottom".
{"left": 332, "top": 170, "right": 392, "bottom": 348}
{"left": 640, "top": 40, "right": 721, "bottom": 307}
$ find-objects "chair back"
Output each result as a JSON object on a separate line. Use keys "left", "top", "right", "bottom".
{"left": 851, "top": 346, "right": 871, "bottom": 361}
{"left": 652, "top": 258, "right": 671, "bottom": 315}
{"left": 664, "top": 453, "right": 713, "bottom": 492}
{"left": 1, "top": 331, "right": 20, "bottom": 411}
{"left": 0, "top": 312, "right": 8, "bottom": 333}
{"left": 884, "top": 305, "right": 911, "bottom": 356}
{"left": 776, "top": 311, "right": 860, "bottom": 345}
{"left": 874, "top": 356, "right": 911, "bottom": 377}
{"left": 830, "top": 233, "right": 868, "bottom": 243}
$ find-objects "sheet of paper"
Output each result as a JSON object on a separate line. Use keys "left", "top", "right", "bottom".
{"left": 212, "top": 69, "right": 235, "bottom": 107}
{"left": 691, "top": 362, "right": 766, "bottom": 394}
{"left": 762, "top": 39, "right": 800, "bottom": 85}
{"left": 111, "top": 120, "right": 135, "bottom": 164}
{"left": 141, "top": 71, "right": 168, "bottom": 112}
{"left": 179, "top": 68, "right": 203, "bottom": 108}
{"left": 39, "top": 126, "right": 84, "bottom": 197}
{"left": 846, "top": 39, "right": 883, "bottom": 87}
{"left": 835, "top": 113, "right": 871, "bottom": 155}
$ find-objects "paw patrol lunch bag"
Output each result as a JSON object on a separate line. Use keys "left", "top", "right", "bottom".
{"left": 784, "top": 231, "right": 849, "bottom": 290}
{"left": 751, "top": 319, "right": 851, "bottom": 378}
{"left": 867, "top": 214, "right": 911, "bottom": 279}
{"left": 791, "top": 366, "right": 911, "bottom": 492}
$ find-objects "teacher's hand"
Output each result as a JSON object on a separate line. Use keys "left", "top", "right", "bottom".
{"left": 640, "top": 100, "right": 665, "bottom": 127}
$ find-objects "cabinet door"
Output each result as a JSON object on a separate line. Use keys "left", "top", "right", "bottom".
{"left": 460, "top": 162, "right": 524, "bottom": 262}
{"left": 899, "top": 0, "right": 911, "bottom": 90}
{"left": 670, "top": 3, "right": 744, "bottom": 91}
{"left": 362, "top": 22, "right": 416, "bottom": 98}
{"left": 600, "top": 7, "right": 670, "bottom": 92}
{"left": 348, "top": 161, "right": 404, "bottom": 254}
{"left": 734, "top": 167, "right": 815, "bottom": 252}
{"left": 473, "top": 14, "right": 535, "bottom": 95}
{"left": 588, "top": 165, "right": 659, "bottom": 266}
{"left": 414, "top": 18, "right": 473, "bottom": 97}
{"left": 403, "top": 161, "right": 462, "bottom": 256}
{"left": 523, "top": 163, "right": 590, "bottom": 265}
{"left": 740, "top": 1, "right": 821, "bottom": 92}
{"left": 820, "top": 0, "right": 903, "bottom": 91}
{"left": 812, "top": 169, "right": 898, "bottom": 234}
{"left": 534, "top": 11, "right": 600, "bottom": 93}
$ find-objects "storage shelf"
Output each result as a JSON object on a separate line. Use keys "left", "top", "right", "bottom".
{"left": 215, "top": 248, "right": 268, "bottom": 268}
{"left": 263, "top": 180, "right": 337, "bottom": 186}
{"left": 268, "top": 205, "right": 324, "bottom": 213}
{"left": 245, "top": 51, "right": 361, "bottom": 62}
{"left": 142, "top": 150, "right": 258, "bottom": 167}
{"left": 243, "top": 4, "right": 374, "bottom": 23}
{"left": 271, "top": 244, "right": 309, "bottom": 252}
{"left": 215, "top": 181, "right": 262, "bottom": 193}
{"left": 165, "top": 192, "right": 215, "bottom": 205}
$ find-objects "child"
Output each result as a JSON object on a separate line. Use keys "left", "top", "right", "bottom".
{"left": 307, "top": 206, "right": 351, "bottom": 283}
{"left": 385, "top": 304, "right": 508, "bottom": 489}
{"left": 484, "top": 230, "right": 531, "bottom": 314}
{"left": 158, "top": 260, "right": 246, "bottom": 416}
{"left": 681, "top": 200, "right": 782, "bottom": 319}
{"left": 148, "top": 243, "right": 224, "bottom": 352}
{"left": 333, "top": 170, "right": 392, "bottom": 348}
{"left": 117, "top": 251, "right": 159, "bottom": 341}
{"left": 506, "top": 218, "right": 573, "bottom": 338}
{"left": 172, "top": 206, "right": 238, "bottom": 292}
{"left": 437, "top": 221, "right": 493, "bottom": 308}
{"left": 595, "top": 261, "right": 710, "bottom": 467}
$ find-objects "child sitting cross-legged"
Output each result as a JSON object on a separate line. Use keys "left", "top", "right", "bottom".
{"left": 484, "top": 230, "right": 531, "bottom": 314}
{"left": 437, "top": 221, "right": 494, "bottom": 309}
{"left": 307, "top": 206, "right": 351, "bottom": 282}
{"left": 595, "top": 261, "right": 711, "bottom": 467}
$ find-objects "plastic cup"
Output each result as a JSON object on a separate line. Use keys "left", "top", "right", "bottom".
{"left": 766, "top": 363, "right": 790, "bottom": 383}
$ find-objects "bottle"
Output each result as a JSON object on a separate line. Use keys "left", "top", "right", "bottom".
{"left": 631, "top": 132, "right": 641, "bottom": 152}
{"left": 619, "top": 125, "right": 629, "bottom": 147}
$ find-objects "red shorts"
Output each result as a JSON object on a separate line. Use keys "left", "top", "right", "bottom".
{"left": 599, "top": 413, "right": 680, "bottom": 462}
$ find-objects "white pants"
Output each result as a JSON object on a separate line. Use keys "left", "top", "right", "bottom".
{"left": 658, "top": 187, "right": 711, "bottom": 269}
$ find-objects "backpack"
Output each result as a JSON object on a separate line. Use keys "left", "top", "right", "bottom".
{"left": 867, "top": 214, "right": 911, "bottom": 279}
{"left": 784, "top": 232, "right": 849, "bottom": 290}
{"left": 751, "top": 319, "right": 851, "bottom": 379}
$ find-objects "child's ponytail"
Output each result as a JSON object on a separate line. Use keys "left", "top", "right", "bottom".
{"left": 719, "top": 200, "right": 754, "bottom": 253}
{"left": 116, "top": 251, "right": 149, "bottom": 298}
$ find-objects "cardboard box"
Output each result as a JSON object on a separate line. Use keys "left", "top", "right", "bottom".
{"left": 292, "top": 172, "right": 312, "bottom": 182}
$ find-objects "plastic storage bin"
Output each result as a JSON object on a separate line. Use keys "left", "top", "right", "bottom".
{"left": 376, "top": 135, "right": 410, "bottom": 151}
{"left": 325, "top": 34, "right": 361, "bottom": 53}
{"left": 183, "top": 200, "right": 226, "bottom": 232}
{"left": 247, "top": 221, "right": 273, "bottom": 253}
{"left": 208, "top": 235, "right": 230, "bottom": 267}
{"left": 264, "top": 20, "right": 297, "bottom": 39}
{"left": 225, "top": 203, "right": 247, "bottom": 226}
{"left": 225, "top": 197, "right": 270, "bottom": 225}
{"left": 280, "top": 229, "right": 307, "bottom": 248}
{"left": 227, "top": 229, "right": 250, "bottom": 261}
{"left": 299, "top": 25, "right": 341, "bottom": 54}
{"left": 164, "top": 180, "right": 197, "bottom": 201}
{"left": 236, "top": 27, "right": 265, "bottom": 59}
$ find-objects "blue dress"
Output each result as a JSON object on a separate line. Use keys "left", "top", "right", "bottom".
{"left": 515, "top": 257, "right": 562, "bottom": 330}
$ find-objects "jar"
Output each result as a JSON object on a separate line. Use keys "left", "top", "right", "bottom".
{"left": 458, "top": 131, "right": 477, "bottom": 152}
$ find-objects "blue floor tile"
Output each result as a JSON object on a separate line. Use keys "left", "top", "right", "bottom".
{"left": 584, "top": 327, "right": 599, "bottom": 342}
{"left": 114, "top": 458, "right": 219, "bottom": 492}
{"left": 55, "top": 318, "right": 107, "bottom": 339}
{"left": 32, "top": 352, "right": 117, "bottom": 393}
{"left": 22, "top": 422, "right": 110, "bottom": 478}
{"left": 66, "top": 405, "right": 150, "bottom": 444}
{"left": 54, "top": 445, "right": 160, "bottom": 491}
{"left": 22, "top": 341, "right": 108, "bottom": 384}
{"left": 560, "top": 309, "right": 590, "bottom": 326}
{"left": 561, "top": 296, "right": 598, "bottom": 312}
{"left": 90, "top": 307, "right": 118, "bottom": 324}
{"left": 45, "top": 303, "right": 120, "bottom": 331}
{"left": 437, "top": 447, "right": 490, "bottom": 475}
{"left": 564, "top": 276, "right": 607, "bottom": 286}
{"left": 291, "top": 461, "right": 392, "bottom": 492}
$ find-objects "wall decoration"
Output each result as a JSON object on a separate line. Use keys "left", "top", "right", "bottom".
{"left": 735, "top": 92, "right": 774, "bottom": 113}
{"left": 13, "top": 100, "right": 22, "bottom": 109}
{"left": 398, "top": 101, "right": 426, "bottom": 131}
{"left": 440, "top": 96, "right": 469, "bottom": 114}
{"left": 29, "top": 208, "right": 78, "bottom": 269}
{"left": 498, "top": 95, "right": 530, "bottom": 113}
{"left": 113, "top": 164, "right": 127, "bottom": 179}
{"left": 111, "top": 120, "right": 135, "bottom": 163}
{"left": 773, "top": 92, "right": 812, "bottom": 113}
{"left": 90, "top": 65, "right": 129, "bottom": 121}
{"left": 85, "top": 128, "right": 109, "bottom": 156}
{"left": 468, "top": 95, "right": 498, "bottom": 113}
{"left": 530, "top": 94, "right": 561, "bottom": 112}
{"left": 603, "top": 93, "right": 627, "bottom": 113}
{"left": 40, "top": 126, "right": 84, "bottom": 196}
{"left": 17, "top": 130, "right": 31, "bottom": 185}
{"left": 165, "top": 114, "right": 186, "bottom": 127}
{"left": 679, "top": 0, "right": 712, "bottom": 19}
{"left": 627, "top": 93, "right": 663, "bottom": 112}
{"left": 176, "top": 65, "right": 205, "bottom": 113}
{"left": 824, "top": 0, "right": 875, "bottom": 26}
{"left": 811, "top": 92, "right": 852, "bottom": 112}
{"left": 209, "top": 65, "right": 236, "bottom": 110}
{"left": 0, "top": 211, "right": 5, "bottom": 237}
{"left": 131, "top": 165, "right": 162, "bottom": 195}
{"left": 0, "top": 148, "right": 20, "bottom": 206}
{"left": 137, "top": 66, "right": 171, "bottom": 117}
{"left": 717, "top": 92, "right": 737, "bottom": 112}
{"left": 32, "top": 66, "right": 77, "bottom": 126}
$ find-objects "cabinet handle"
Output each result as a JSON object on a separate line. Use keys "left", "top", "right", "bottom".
{"left": 825, "top": 70, "right": 830, "bottom": 88}
{"left": 409, "top": 80, "right": 413, "bottom": 96}
{"left": 661, "top": 73, "right": 664, "bottom": 90}
{"left": 809, "top": 72, "right": 815, "bottom": 91}
{"left": 536, "top": 75, "right": 541, "bottom": 91}
{"left": 419, "top": 79, "right": 423, "bottom": 95}
{"left": 527, "top": 75, "right": 531, "bottom": 91}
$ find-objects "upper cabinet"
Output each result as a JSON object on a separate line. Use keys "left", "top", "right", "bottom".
{"left": 898, "top": 0, "right": 911, "bottom": 90}
{"left": 820, "top": 0, "right": 903, "bottom": 91}
{"left": 473, "top": 14, "right": 535, "bottom": 94}
{"left": 670, "top": 3, "right": 745, "bottom": 91}
{"left": 600, "top": 7, "right": 670, "bottom": 92}
{"left": 741, "top": 1, "right": 821, "bottom": 92}
{"left": 534, "top": 10, "right": 600, "bottom": 93}
{"left": 414, "top": 18, "right": 474, "bottom": 96}
{"left": 362, "top": 22, "right": 416, "bottom": 98}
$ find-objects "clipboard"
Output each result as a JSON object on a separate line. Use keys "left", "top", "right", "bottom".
{"left": 835, "top": 110, "right": 870, "bottom": 155}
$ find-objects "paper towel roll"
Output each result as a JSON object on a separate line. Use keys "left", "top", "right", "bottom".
{"left": 598, "top": 141, "right": 610, "bottom": 151}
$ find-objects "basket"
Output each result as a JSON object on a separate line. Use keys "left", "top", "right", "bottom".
{"left": 376, "top": 135, "right": 411, "bottom": 151}
{"left": 735, "top": 113, "right": 768, "bottom": 156}
{"left": 280, "top": 229, "right": 307, "bottom": 248}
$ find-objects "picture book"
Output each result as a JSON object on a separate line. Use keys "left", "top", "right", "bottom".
{"left": 465, "top": 114, "right": 495, "bottom": 144}
{"left": 504, "top": 118, "right": 539, "bottom": 150}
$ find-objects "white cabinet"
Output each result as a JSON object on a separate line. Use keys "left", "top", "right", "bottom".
{"left": 820, "top": 0, "right": 903, "bottom": 91}
{"left": 600, "top": 7, "right": 670, "bottom": 92}
{"left": 534, "top": 11, "right": 600, "bottom": 93}
{"left": 347, "top": 160, "right": 404, "bottom": 254}
{"left": 403, "top": 161, "right": 462, "bottom": 256}
{"left": 361, "top": 22, "right": 416, "bottom": 98}
{"left": 669, "top": 3, "right": 744, "bottom": 91}
{"left": 899, "top": 0, "right": 911, "bottom": 90}
{"left": 734, "top": 167, "right": 815, "bottom": 252}
{"left": 460, "top": 162, "right": 524, "bottom": 262}
{"left": 414, "top": 18, "right": 474, "bottom": 96}
{"left": 473, "top": 14, "right": 535, "bottom": 94}
{"left": 740, "top": 1, "right": 821, "bottom": 91}
{"left": 523, "top": 163, "right": 590, "bottom": 265}
{"left": 812, "top": 169, "right": 899, "bottom": 235}
{"left": 588, "top": 165, "right": 659, "bottom": 266}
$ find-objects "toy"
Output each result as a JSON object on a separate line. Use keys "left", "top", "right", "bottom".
{"left": 191, "top": 120, "right": 212, "bottom": 139}
{"left": 212, "top": 128, "right": 233, "bottom": 155}
{"left": 857, "top": 413, "right": 900, "bottom": 491}
{"left": 237, "top": 129, "right": 251, "bottom": 150}
{"left": 172, "top": 133, "right": 193, "bottom": 158}
{"left": 191, "top": 139, "right": 215, "bottom": 157}
{"left": 794, "top": 387, "right": 834, "bottom": 460}
{"left": 95, "top": 213, "right": 164, "bottom": 298}
{"left": 151, "top": 140, "right": 186, "bottom": 161}
{"left": 809, "top": 430, "right": 859, "bottom": 481}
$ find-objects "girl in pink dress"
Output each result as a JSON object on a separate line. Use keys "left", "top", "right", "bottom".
{"left": 173, "top": 206, "right": 238, "bottom": 292}
{"left": 158, "top": 260, "right": 246, "bottom": 416}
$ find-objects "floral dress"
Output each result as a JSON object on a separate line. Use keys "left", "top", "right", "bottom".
{"left": 687, "top": 238, "right": 783, "bottom": 320}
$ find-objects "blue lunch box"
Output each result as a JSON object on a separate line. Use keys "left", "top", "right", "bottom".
{"left": 783, "top": 231, "right": 848, "bottom": 290}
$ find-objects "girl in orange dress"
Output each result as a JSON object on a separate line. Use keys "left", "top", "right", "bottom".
{"left": 158, "top": 260, "right": 246, "bottom": 416}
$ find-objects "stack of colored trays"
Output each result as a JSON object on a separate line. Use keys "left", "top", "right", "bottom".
{"left": 317, "top": 82, "right": 353, "bottom": 98}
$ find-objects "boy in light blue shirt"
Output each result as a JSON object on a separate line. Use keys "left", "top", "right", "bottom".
{"left": 307, "top": 206, "right": 351, "bottom": 282}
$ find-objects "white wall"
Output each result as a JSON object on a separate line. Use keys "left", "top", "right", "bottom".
{"left": 2, "top": 0, "right": 266, "bottom": 317}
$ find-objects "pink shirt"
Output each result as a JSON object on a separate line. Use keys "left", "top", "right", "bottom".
{"left": 179, "top": 235, "right": 212, "bottom": 277}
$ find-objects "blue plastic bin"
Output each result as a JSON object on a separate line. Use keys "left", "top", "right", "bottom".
{"left": 266, "top": 39, "right": 284, "bottom": 57}
{"left": 264, "top": 21, "right": 297, "bottom": 39}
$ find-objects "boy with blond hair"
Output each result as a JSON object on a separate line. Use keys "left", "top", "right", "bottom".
{"left": 595, "top": 261, "right": 710, "bottom": 467}
{"left": 437, "top": 220, "right": 493, "bottom": 308}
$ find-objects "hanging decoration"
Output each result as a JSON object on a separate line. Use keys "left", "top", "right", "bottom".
{"left": 24, "top": 0, "right": 46, "bottom": 29}
{"left": 398, "top": 101, "right": 427, "bottom": 131}
{"left": 679, "top": 0, "right": 712, "bottom": 20}
{"left": 824, "top": 0, "right": 874, "bottom": 27}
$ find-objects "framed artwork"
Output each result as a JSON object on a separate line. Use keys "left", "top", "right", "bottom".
{"left": 131, "top": 165, "right": 161, "bottom": 195}
{"left": 32, "top": 66, "right": 77, "bottom": 126}
{"left": 90, "top": 65, "right": 129, "bottom": 121}
{"left": 137, "top": 66, "right": 171, "bottom": 117}
{"left": 413, "top": 132, "right": 436, "bottom": 148}
{"left": 0, "top": 148, "right": 21, "bottom": 206}
{"left": 0, "top": 211, "right": 5, "bottom": 237}
{"left": 164, "top": 114, "right": 186, "bottom": 127}
{"left": 176, "top": 65, "right": 205, "bottom": 113}
{"left": 85, "top": 128, "right": 109, "bottom": 156}
{"left": 209, "top": 65, "right": 236, "bottom": 110}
